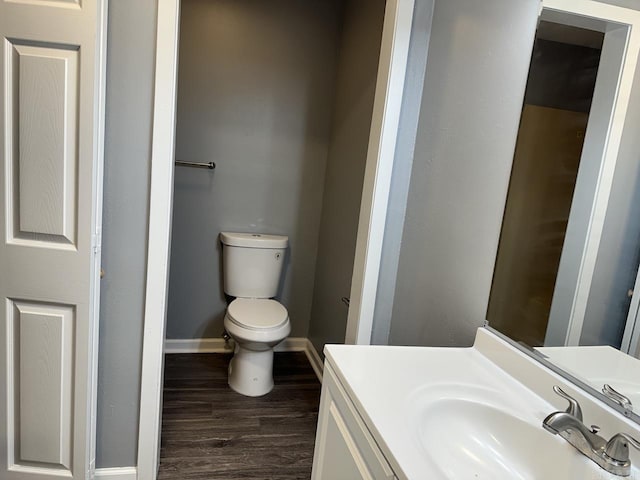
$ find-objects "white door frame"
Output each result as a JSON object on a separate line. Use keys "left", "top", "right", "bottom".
{"left": 344, "top": 0, "right": 415, "bottom": 345}
{"left": 540, "top": 0, "right": 640, "bottom": 347}
{"left": 136, "top": 0, "right": 415, "bottom": 477}
{"left": 89, "top": 2, "right": 109, "bottom": 473}
{"left": 622, "top": 265, "right": 640, "bottom": 357}
{"left": 136, "top": 0, "right": 181, "bottom": 478}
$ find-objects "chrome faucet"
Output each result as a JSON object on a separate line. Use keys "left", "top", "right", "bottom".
{"left": 603, "top": 384, "right": 634, "bottom": 415}
{"left": 543, "top": 386, "right": 640, "bottom": 477}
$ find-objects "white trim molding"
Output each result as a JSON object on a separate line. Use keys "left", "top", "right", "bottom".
{"left": 89, "top": 0, "right": 109, "bottom": 474}
{"left": 164, "top": 338, "right": 233, "bottom": 354}
{"left": 136, "top": 0, "right": 181, "bottom": 479}
{"left": 165, "top": 336, "right": 307, "bottom": 353}
{"left": 95, "top": 467, "right": 137, "bottom": 480}
{"left": 345, "top": 0, "right": 416, "bottom": 345}
{"left": 164, "top": 337, "right": 324, "bottom": 382}
{"left": 304, "top": 339, "right": 324, "bottom": 383}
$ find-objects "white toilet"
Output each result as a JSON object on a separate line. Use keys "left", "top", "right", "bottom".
{"left": 220, "top": 231, "right": 291, "bottom": 397}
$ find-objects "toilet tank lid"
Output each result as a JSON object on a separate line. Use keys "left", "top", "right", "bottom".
{"left": 220, "top": 232, "right": 288, "bottom": 249}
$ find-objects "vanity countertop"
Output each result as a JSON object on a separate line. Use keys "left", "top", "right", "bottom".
{"left": 324, "top": 328, "right": 640, "bottom": 480}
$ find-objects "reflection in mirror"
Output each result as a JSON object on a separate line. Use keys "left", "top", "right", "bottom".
{"left": 537, "top": 346, "right": 640, "bottom": 411}
{"left": 486, "top": 17, "right": 640, "bottom": 417}
{"left": 488, "top": 21, "right": 604, "bottom": 346}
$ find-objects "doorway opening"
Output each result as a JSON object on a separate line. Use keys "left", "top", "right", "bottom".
{"left": 139, "top": 0, "right": 413, "bottom": 473}
{"left": 167, "top": 0, "right": 385, "bottom": 364}
{"left": 147, "top": 0, "right": 410, "bottom": 477}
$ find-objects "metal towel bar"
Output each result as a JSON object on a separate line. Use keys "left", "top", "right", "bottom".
{"left": 175, "top": 160, "right": 216, "bottom": 170}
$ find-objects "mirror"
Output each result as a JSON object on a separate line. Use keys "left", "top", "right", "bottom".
{"left": 487, "top": 10, "right": 640, "bottom": 421}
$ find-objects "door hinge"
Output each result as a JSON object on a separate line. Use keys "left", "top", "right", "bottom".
{"left": 87, "top": 457, "right": 96, "bottom": 480}
{"left": 92, "top": 228, "right": 102, "bottom": 255}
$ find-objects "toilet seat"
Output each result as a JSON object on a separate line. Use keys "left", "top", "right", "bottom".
{"left": 226, "top": 298, "right": 288, "bottom": 330}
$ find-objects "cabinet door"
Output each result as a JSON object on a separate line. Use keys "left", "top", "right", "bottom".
{"left": 315, "top": 401, "right": 374, "bottom": 480}
{"left": 312, "top": 364, "right": 396, "bottom": 480}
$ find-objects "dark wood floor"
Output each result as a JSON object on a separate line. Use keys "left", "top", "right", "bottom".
{"left": 158, "top": 352, "right": 322, "bottom": 480}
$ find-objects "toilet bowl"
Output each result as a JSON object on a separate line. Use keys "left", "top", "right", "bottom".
{"left": 220, "top": 231, "right": 290, "bottom": 397}
{"left": 224, "top": 298, "right": 291, "bottom": 396}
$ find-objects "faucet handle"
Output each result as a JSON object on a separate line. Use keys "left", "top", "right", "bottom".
{"left": 603, "top": 384, "right": 633, "bottom": 413}
{"left": 552, "top": 385, "right": 583, "bottom": 422}
{"left": 605, "top": 433, "right": 640, "bottom": 463}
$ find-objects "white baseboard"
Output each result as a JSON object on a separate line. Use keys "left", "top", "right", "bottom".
{"left": 304, "top": 339, "right": 324, "bottom": 382}
{"left": 164, "top": 336, "right": 323, "bottom": 382}
{"left": 164, "top": 336, "right": 308, "bottom": 353}
{"left": 164, "top": 337, "right": 233, "bottom": 353}
{"left": 95, "top": 467, "right": 137, "bottom": 480}
{"left": 275, "top": 336, "right": 309, "bottom": 352}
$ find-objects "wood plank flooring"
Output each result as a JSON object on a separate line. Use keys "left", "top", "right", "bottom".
{"left": 158, "top": 352, "right": 322, "bottom": 480}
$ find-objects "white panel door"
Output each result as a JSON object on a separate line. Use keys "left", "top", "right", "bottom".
{"left": 0, "top": 0, "right": 106, "bottom": 479}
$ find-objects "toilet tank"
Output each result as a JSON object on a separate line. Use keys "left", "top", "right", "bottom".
{"left": 220, "top": 232, "right": 288, "bottom": 298}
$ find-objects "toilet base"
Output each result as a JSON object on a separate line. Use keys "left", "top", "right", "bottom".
{"left": 228, "top": 345, "right": 274, "bottom": 397}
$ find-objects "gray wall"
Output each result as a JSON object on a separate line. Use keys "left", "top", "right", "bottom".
{"left": 97, "top": 0, "right": 156, "bottom": 468}
{"left": 166, "top": 0, "right": 342, "bottom": 340}
{"left": 308, "top": 0, "right": 385, "bottom": 355}
{"left": 385, "top": 0, "right": 540, "bottom": 347}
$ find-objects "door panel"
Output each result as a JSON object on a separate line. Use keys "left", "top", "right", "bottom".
{"left": 8, "top": 41, "right": 78, "bottom": 246}
{"left": 0, "top": 0, "right": 106, "bottom": 479}
{"left": 12, "top": 300, "right": 74, "bottom": 469}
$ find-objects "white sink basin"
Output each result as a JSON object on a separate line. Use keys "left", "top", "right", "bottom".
{"left": 405, "top": 383, "right": 637, "bottom": 479}
{"left": 416, "top": 397, "right": 597, "bottom": 479}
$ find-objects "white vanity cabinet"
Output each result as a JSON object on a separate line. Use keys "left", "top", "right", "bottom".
{"left": 311, "top": 332, "right": 640, "bottom": 479}
{"left": 311, "top": 363, "right": 397, "bottom": 480}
